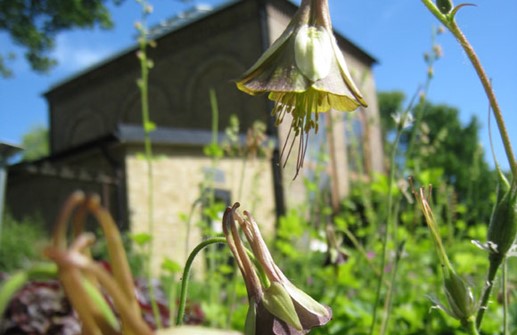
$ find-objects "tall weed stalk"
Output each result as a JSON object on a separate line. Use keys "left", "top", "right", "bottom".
{"left": 134, "top": 0, "right": 161, "bottom": 328}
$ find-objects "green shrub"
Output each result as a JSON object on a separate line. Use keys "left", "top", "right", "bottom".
{"left": 0, "top": 213, "right": 48, "bottom": 272}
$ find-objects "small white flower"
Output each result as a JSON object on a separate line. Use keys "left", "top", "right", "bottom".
{"left": 391, "top": 112, "right": 414, "bottom": 129}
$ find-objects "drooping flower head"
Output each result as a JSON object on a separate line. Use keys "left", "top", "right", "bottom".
{"left": 223, "top": 203, "right": 332, "bottom": 334}
{"left": 237, "top": 0, "right": 367, "bottom": 177}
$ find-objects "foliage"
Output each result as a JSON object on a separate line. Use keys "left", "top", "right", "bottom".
{"left": 268, "top": 176, "right": 513, "bottom": 335}
{"left": 90, "top": 230, "right": 147, "bottom": 277}
{"left": 378, "top": 91, "right": 497, "bottom": 224}
{"left": 0, "top": 0, "right": 123, "bottom": 77}
{"left": 20, "top": 126, "right": 49, "bottom": 161}
{"left": 378, "top": 90, "right": 406, "bottom": 149}
{"left": 0, "top": 213, "right": 47, "bottom": 272}
{"left": 0, "top": 278, "right": 80, "bottom": 334}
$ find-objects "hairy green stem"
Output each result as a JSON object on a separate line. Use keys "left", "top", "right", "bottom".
{"left": 405, "top": 23, "right": 440, "bottom": 163}
{"left": 136, "top": 2, "right": 161, "bottom": 327}
{"left": 176, "top": 237, "right": 227, "bottom": 325}
{"left": 207, "top": 89, "right": 220, "bottom": 327}
{"left": 369, "top": 117, "right": 403, "bottom": 335}
{"left": 421, "top": 0, "right": 517, "bottom": 178}
{"left": 464, "top": 317, "right": 481, "bottom": 335}
{"left": 380, "top": 241, "right": 405, "bottom": 335}
{"left": 184, "top": 199, "right": 202, "bottom": 263}
{"left": 476, "top": 256, "right": 501, "bottom": 328}
{"left": 502, "top": 259, "right": 509, "bottom": 335}
{"left": 168, "top": 280, "right": 178, "bottom": 326}
{"left": 342, "top": 227, "right": 382, "bottom": 278}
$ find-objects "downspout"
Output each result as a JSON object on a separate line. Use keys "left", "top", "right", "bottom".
{"left": 256, "top": 0, "right": 286, "bottom": 219}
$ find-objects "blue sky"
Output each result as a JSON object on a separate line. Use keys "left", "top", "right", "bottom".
{"left": 0, "top": 0, "right": 515, "bottom": 170}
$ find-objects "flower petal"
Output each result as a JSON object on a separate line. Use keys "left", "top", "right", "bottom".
{"left": 237, "top": 27, "right": 310, "bottom": 95}
{"left": 311, "top": 34, "right": 367, "bottom": 108}
{"left": 294, "top": 25, "right": 332, "bottom": 81}
{"left": 279, "top": 278, "right": 332, "bottom": 327}
{"left": 262, "top": 282, "right": 303, "bottom": 331}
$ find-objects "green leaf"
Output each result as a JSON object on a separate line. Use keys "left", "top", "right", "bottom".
{"left": 144, "top": 121, "right": 156, "bottom": 133}
{"left": 130, "top": 233, "right": 152, "bottom": 246}
{"left": 203, "top": 143, "right": 224, "bottom": 159}
{"left": 161, "top": 258, "right": 182, "bottom": 274}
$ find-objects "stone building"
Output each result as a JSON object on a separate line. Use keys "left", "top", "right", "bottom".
{"left": 6, "top": 0, "right": 383, "bottom": 273}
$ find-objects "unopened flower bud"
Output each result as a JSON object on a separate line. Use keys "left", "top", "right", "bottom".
{"left": 423, "top": 52, "right": 430, "bottom": 63}
{"left": 437, "top": 0, "right": 453, "bottom": 14}
{"left": 433, "top": 44, "right": 443, "bottom": 58}
{"left": 443, "top": 270, "right": 477, "bottom": 321}
{"left": 427, "top": 66, "right": 434, "bottom": 78}
{"left": 419, "top": 91, "right": 426, "bottom": 104}
{"left": 487, "top": 181, "right": 517, "bottom": 263}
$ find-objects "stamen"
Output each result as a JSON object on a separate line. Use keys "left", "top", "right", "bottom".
{"left": 272, "top": 91, "right": 322, "bottom": 179}
{"left": 280, "top": 123, "right": 294, "bottom": 168}
{"left": 283, "top": 128, "right": 298, "bottom": 170}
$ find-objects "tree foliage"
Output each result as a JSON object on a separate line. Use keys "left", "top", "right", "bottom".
{"left": 21, "top": 125, "right": 49, "bottom": 161}
{"left": 0, "top": 0, "right": 123, "bottom": 77}
{"left": 378, "top": 90, "right": 496, "bottom": 223}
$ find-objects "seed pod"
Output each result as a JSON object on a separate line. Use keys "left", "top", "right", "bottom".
{"left": 487, "top": 182, "right": 517, "bottom": 261}
{"left": 437, "top": 0, "right": 453, "bottom": 14}
{"left": 443, "top": 270, "right": 477, "bottom": 321}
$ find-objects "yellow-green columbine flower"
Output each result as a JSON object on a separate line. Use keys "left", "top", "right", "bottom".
{"left": 236, "top": 0, "right": 367, "bottom": 176}
{"left": 223, "top": 203, "right": 332, "bottom": 335}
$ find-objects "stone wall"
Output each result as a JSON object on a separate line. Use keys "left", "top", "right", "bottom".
{"left": 124, "top": 145, "right": 276, "bottom": 276}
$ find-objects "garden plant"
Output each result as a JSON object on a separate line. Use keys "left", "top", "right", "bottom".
{"left": 0, "top": 0, "right": 516, "bottom": 334}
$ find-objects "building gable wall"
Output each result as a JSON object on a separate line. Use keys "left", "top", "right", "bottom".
{"left": 46, "top": 1, "right": 269, "bottom": 154}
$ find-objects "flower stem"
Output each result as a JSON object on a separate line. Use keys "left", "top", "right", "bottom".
{"left": 136, "top": 9, "right": 162, "bottom": 328}
{"left": 476, "top": 255, "right": 502, "bottom": 328}
{"left": 421, "top": 0, "right": 517, "bottom": 178}
{"left": 463, "top": 317, "right": 481, "bottom": 335}
{"left": 176, "top": 237, "right": 227, "bottom": 325}
{"left": 379, "top": 241, "right": 405, "bottom": 335}
{"left": 342, "top": 227, "right": 382, "bottom": 278}
{"left": 369, "top": 115, "right": 403, "bottom": 335}
{"left": 502, "top": 258, "right": 509, "bottom": 335}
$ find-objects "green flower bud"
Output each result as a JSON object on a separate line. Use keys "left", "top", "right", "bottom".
{"left": 487, "top": 182, "right": 517, "bottom": 261}
{"left": 437, "top": 0, "right": 453, "bottom": 14}
{"left": 443, "top": 270, "right": 477, "bottom": 321}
